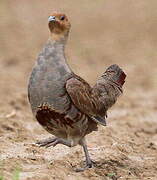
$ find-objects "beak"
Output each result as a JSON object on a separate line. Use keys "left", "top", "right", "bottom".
{"left": 48, "top": 16, "right": 56, "bottom": 22}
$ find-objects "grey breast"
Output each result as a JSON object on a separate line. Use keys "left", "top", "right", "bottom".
{"left": 28, "top": 40, "right": 73, "bottom": 114}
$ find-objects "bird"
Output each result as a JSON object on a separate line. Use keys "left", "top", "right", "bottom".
{"left": 28, "top": 12, "right": 126, "bottom": 172}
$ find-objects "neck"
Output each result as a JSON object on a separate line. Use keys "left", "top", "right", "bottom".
{"left": 50, "top": 32, "right": 68, "bottom": 42}
{"left": 38, "top": 33, "right": 72, "bottom": 74}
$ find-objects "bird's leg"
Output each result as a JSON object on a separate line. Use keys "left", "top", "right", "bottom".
{"left": 75, "top": 138, "right": 93, "bottom": 172}
{"left": 36, "top": 137, "right": 72, "bottom": 148}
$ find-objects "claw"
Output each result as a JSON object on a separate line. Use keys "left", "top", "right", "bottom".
{"left": 36, "top": 137, "right": 57, "bottom": 147}
{"left": 36, "top": 137, "right": 72, "bottom": 148}
{"left": 75, "top": 162, "right": 93, "bottom": 172}
{"left": 44, "top": 139, "right": 59, "bottom": 148}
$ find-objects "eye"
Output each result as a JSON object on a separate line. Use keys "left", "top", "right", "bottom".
{"left": 60, "top": 16, "right": 65, "bottom": 21}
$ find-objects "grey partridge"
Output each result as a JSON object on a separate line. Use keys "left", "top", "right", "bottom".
{"left": 28, "top": 12, "right": 126, "bottom": 172}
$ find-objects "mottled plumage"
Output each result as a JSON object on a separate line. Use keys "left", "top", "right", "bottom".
{"left": 28, "top": 12, "right": 126, "bottom": 171}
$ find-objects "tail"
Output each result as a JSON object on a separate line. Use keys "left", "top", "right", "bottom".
{"left": 94, "top": 64, "right": 126, "bottom": 111}
{"left": 102, "top": 64, "right": 126, "bottom": 87}
{"left": 89, "top": 64, "right": 126, "bottom": 126}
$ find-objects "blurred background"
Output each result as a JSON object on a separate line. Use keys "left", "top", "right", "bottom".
{"left": 0, "top": 0, "right": 157, "bottom": 179}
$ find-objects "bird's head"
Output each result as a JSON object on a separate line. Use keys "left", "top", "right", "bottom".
{"left": 48, "top": 12, "right": 71, "bottom": 41}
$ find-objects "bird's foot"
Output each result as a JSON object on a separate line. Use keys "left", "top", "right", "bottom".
{"left": 36, "top": 137, "right": 72, "bottom": 148}
{"left": 75, "top": 160, "right": 94, "bottom": 172}
{"left": 36, "top": 137, "right": 58, "bottom": 148}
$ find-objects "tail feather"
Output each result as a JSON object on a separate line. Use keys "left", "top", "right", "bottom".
{"left": 117, "top": 71, "right": 126, "bottom": 86}
{"left": 90, "top": 64, "right": 126, "bottom": 126}
{"left": 91, "top": 116, "right": 107, "bottom": 126}
{"left": 102, "top": 64, "right": 126, "bottom": 87}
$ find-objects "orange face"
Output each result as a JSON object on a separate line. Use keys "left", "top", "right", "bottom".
{"left": 48, "top": 12, "right": 71, "bottom": 35}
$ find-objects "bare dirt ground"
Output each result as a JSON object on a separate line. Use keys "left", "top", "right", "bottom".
{"left": 0, "top": 0, "right": 157, "bottom": 179}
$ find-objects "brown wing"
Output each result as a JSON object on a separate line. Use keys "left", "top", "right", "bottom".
{"left": 66, "top": 76, "right": 99, "bottom": 116}
{"left": 66, "top": 75, "right": 107, "bottom": 126}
